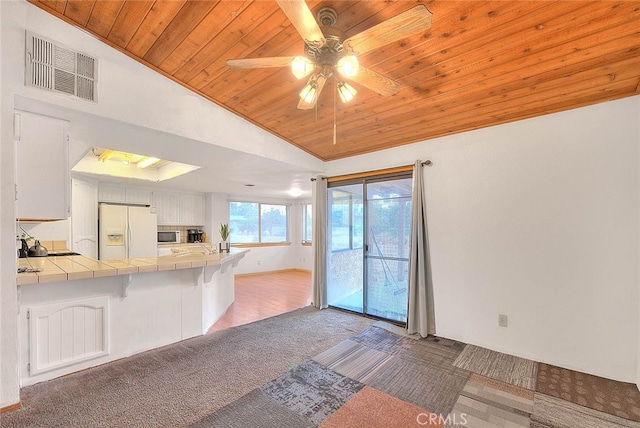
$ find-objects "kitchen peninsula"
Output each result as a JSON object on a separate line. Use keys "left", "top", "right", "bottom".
{"left": 16, "top": 249, "right": 247, "bottom": 387}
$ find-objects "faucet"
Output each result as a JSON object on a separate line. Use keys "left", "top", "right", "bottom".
{"left": 18, "top": 239, "right": 29, "bottom": 258}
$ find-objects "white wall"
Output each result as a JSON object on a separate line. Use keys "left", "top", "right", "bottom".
{"left": 327, "top": 96, "right": 640, "bottom": 383}
{"left": 0, "top": 0, "right": 20, "bottom": 409}
{"left": 17, "top": 220, "right": 70, "bottom": 243}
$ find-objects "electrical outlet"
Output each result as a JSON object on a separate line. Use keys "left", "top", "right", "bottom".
{"left": 498, "top": 314, "right": 508, "bottom": 327}
{"left": 257, "top": 260, "right": 261, "bottom": 265}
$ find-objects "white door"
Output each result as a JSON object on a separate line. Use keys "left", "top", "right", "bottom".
{"left": 128, "top": 206, "right": 157, "bottom": 258}
{"left": 71, "top": 178, "right": 98, "bottom": 258}
{"left": 99, "top": 204, "right": 126, "bottom": 260}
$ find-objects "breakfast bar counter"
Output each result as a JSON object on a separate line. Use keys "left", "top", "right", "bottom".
{"left": 17, "top": 250, "right": 246, "bottom": 285}
{"left": 16, "top": 250, "right": 248, "bottom": 387}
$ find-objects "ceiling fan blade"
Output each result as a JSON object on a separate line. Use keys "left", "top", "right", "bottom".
{"left": 347, "top": 66, "right": 401, "bottom": 96}
{"left": 276, "top": 0, "right": 325, "bottom": 46}
{"left": 343, "top": 5, "right": 433, "bottom": 56}
{"left": 226, "top": 56, "right": 296, "bottom": 69}
{"left": 298, "top": 74, "right": 327, "bottom": 110}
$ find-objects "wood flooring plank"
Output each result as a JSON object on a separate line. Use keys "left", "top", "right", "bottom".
{"left": 209, "top": 270, "right": 312, "bottom": 333}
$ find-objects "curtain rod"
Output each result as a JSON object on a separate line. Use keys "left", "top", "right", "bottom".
{"left": 311, "top": 160, "right": 432, "bottom": 182}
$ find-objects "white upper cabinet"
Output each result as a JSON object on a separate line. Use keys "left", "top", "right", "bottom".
{"left": 98, "top": 184, "right": 152, "bottom": 205}
{"left": 153, "top": 191, "right": 205, "bottom": 226}
{"left": 179, "top": 193, "right": 205, "bottom": 226}
{"left": 125, "top": 187, "right": 152, "bottom": 205}
{"left": 15, "top": 111, "right": 70, "bottom": 220}
{"left": 97, "top": 184, "right": 126, "bottom": 203}
{"left": 98, "top": 185, "right": 204, "bottom": 226}
{"left": 153, "top": 191, "right": 180, "bottom": 225}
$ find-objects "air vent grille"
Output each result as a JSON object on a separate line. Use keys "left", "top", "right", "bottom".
{"left": 25, "top": 32, "right": 97, "bottom": 102}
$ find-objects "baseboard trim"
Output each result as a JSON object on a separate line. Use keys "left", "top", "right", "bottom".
{"left": 0, "top": 402, "right": 21, "bottom": 414}
{"left": 235, "top": 268, "right": 311, "bottom": 277}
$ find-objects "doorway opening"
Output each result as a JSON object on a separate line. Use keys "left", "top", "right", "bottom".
{"left": 326, "top": 172, "right": 412, "bottom": 324}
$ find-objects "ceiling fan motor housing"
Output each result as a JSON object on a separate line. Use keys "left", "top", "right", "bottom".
{"left": 317, "top": 7, "right": 338, "bottom": 26}
{"left": 303, "top": 8, "right": 348, "bottom": 78}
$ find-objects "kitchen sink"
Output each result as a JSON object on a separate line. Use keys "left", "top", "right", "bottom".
{"left": 46, "top": 251, "right": 81, "bottom": 257}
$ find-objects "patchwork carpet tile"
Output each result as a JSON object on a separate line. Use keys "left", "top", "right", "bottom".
{"left": 260, "top": 359, "right": 364, "bottom": 425}
{"left": 536, "top": 362, "right": 640, "bottom": 422}
{"left": 312, "top": 339, "right": 395, "bottom": 383}
{"left": 320, "top": 386, "right": 444, "bottom": 428}
{"left": 350, "top": 326, "right": 465, "bottom": 367}
{"left": 531, "top": 392, "right": 640, "bottom": 428}
{"left": 188, "top": 389, "right": 314, "bottom": 428}
{"left": 447, "top": 374, "right": 534, "bottom": 427}
{"left": 453, "top": 344, "right": 538, "bottom": 390}
{"left": 366, "top": 352, "right": 470, "bottom": 417}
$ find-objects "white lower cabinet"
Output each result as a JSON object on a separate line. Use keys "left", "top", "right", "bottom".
{"left": 28, "top": 296, "right": 109, "bottom": 376}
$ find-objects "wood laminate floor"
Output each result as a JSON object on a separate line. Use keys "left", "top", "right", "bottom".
{"left": 208, "top": 270, "right": 312, "bottom": 333}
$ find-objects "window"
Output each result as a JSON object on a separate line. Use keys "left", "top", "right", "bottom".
{"left": 302, "top": 203, "right": 312, "bottom": 244}
{"left": 229, "top": 201, "right": 289, "bottom": 244}
{"left": 329, "top": 187, "right": 363, "bottom": 252}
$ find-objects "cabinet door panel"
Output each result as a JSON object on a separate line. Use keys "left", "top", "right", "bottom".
{"left": 179, "top": 193, "right": 205, "bottom": 226}
{"left": 98, "top": 184, "right": 126, "bottom": 203}
{"left": 125, "top": 188, "right": 152, "bottom": 205}
{"left": 153, "top": 191, "right": 180, "bottom": 225}
{"left": 15, "top": 111, "right": 69, "bottom": 220}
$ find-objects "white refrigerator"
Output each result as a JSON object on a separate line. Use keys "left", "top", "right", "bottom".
{"left": 99, "top": 204, "right": 157, "bottom": 260}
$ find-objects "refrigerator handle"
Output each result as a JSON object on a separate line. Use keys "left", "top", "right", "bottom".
{"left": 126, "top": 207, "right": 131, "bottom": 259}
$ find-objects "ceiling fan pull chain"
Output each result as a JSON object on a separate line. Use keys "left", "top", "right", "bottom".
{"left": 333, "top": 80, "right": 337, "bottom": 145}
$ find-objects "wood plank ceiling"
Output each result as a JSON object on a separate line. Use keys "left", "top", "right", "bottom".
{"left": 29, "top": 1, "right": 640, "bottom": 161}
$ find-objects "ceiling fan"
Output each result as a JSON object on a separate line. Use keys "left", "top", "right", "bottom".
{"left": 226, "top": 1, "right": 433, "bottom": 110}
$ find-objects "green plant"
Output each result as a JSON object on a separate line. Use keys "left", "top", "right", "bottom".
{"left": 219, "top": 223, "right": 230, "bottom": 241}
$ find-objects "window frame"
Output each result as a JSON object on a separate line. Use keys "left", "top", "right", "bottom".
{"left": 302, "top": 203, "right": 312, "bottom": 245}
{"left": 228, "top": 201, "right": 290, "bottom": 246}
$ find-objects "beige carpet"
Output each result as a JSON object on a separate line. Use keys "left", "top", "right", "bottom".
{"left": 453, "top": 344, "right": 538, "bottom": 390}
{"left": 0, "top": 306, "right": 374, "bottom": 428}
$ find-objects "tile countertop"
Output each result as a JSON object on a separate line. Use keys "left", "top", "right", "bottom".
{"left": 16, "top": 250, "right": 248, "bottom": 286}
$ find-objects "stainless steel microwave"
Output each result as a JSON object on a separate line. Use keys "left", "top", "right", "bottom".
{"left": 157, "top": 230, "right": 180, "bottom": 244}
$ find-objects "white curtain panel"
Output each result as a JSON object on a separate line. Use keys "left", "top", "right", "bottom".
{"left": 407, "top": 160, "right": 436, "bottom": 337}
{"left": 312, "top": 176, "right": 328, "bottom": 309}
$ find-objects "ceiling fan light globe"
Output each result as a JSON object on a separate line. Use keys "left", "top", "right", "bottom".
{"left": 337, "top": 81, "right": 357, "bottom": 103}
{"left": 291, "top": 56, "right": 314, "bottom": 79}
{"left": 299, "top": 82, "right": 318, "bottom": 104}
{"left": 336, "top": 55, "right": 359, "bottom": 77}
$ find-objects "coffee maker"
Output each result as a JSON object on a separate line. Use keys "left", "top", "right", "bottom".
{"left": 187, "top": 229, "right": 204, "bottom": 243}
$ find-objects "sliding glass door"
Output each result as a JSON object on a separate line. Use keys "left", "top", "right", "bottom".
{"left": 327, "top": 184, "right": 364, "bottom": 313}
{"left": 327, "top": 173, "right": 412, "bottom": 324}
